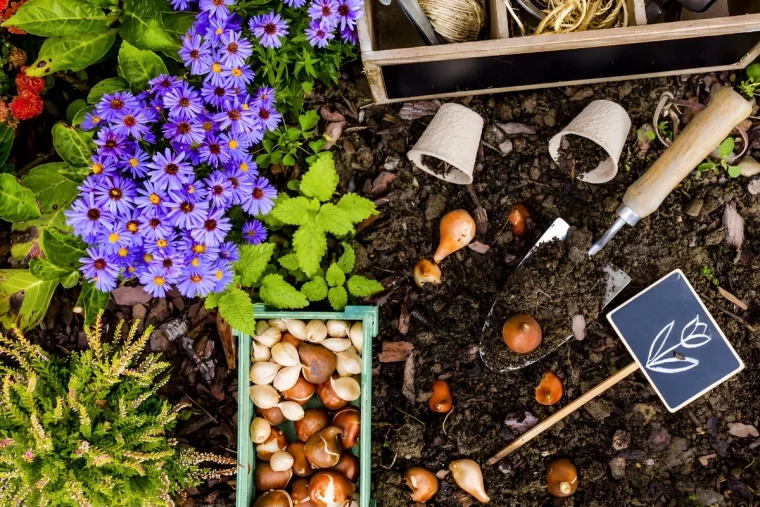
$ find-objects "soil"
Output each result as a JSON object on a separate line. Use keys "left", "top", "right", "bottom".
{"left": 557, "top": 134, "right": 610, "bottom": 178}
{"left": 420, "top": 154, "right": 455, "bottom": 178}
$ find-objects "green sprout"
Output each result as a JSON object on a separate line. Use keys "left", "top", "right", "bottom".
{"left": 739, "top": 63, "right": 760, "bottom": 98}
{"left": 700, "top": 265, "right": 720, "bottom": 286}
{"left": 657, "top": 120, "right": 673, "bottom": 141}
{"left": 696, "top": 138, "right": 740, "bottom": 179}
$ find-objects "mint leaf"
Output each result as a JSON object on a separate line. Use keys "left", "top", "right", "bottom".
{"left": 718, "top": 137, "right": 735, "bottom": 159}
{"left": 218, "top": 287, "right": 255, "bottom": 335}
{"left": 292, "top": 221, "right": 327, "bottom": 277}
{"left": 347, "top": 275, "right": 384, "bottom": 297}
{"left": 728, "top": 165, "right": 741, "bottom": 178}
{"left": 315, "top": 203, "right": 354, "bottom": 237}
{"left": 278, "top": 253, "right": 300, "bottom": 271}
{"left": 337, "top": 193, "right": 378, "bottom": 224}
{"left": 0, "top": 123, "right": 14, "bottom": 167}
{"left": 328, "top": 286, "right": 348, "bottom": 311}
{"left": 337, "top": 243, "right": 355, "bottom": 274}
{"left": 61, "top": 271, "right": 79, "bottom": 289}
{"left": 0, "top": 174, "right": 41, "bottom": 222}
{"left": 236, "top": 243, "right": 276, "bottom": 287}
{"left": 259, "top": 274, "right": 308, "bottom": 309}
{"left": 325, "top": 263, "right": 345, "bottom": 287}
{"left": 205, "top": 290, "right": 223, "bottom": 309}
{"left": 120, "top": 0, "right": 179, "bottom": 52}
{"left": 271, "top": 196, "right": 317, "bottom": 225}
{"left": 301, "top": 276, "right": 328, "bottom": 301}
{"left": 300, "top": 153, "right": 339, "bottom": 202}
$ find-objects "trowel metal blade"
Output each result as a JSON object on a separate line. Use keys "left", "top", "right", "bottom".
{"left": 479, "top": 218, "right": 631, "bottom": 373}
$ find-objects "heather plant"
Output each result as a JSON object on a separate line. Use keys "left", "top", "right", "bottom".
{"left": 0, "top": 317, "right": 236, "bottom": 506}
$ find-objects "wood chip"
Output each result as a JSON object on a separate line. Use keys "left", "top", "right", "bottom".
{"left": 378, "top": 341, "right": 415, "bottom": 363}
{"left": 717, "top": 286, "right": 748, "bottom": 311}
{"left": 698, "top": 453, "right": 717, "bottom": 466}
{"left": 467, "top": 241, "right": 490, "bottom": 254}
{"left": 495, "top": 122, "right": 536, "bottom": 135}
{"left": 370, "top": 171, "right": 397, "bottom": 195}
{"left": 722, "top": 201, "right": 744, "bottom": 250}
{"left": 728, "top": 422, "right": 759, "bottom": 438}
{"left": 323, "top": 121, "right": 346, "bottom": 150}
{"left": 402, "top": 351, "right": 416, "bottom": 402}
{"left": 383, "top": 114, "right": 401, "bottom": 124}
{"left": 398, "top": 100, "right": 441, "bottom": 120}
{"left": 216, "top": 311, "right": 236, "bottom": 370}
{"left": 319, "top": 106, "right": 345, "bottom": 123}
{"left": 435, "top": 469, "right": 450, "bottom": 479}
{"left": 473, "top": 205, "right": 488, "bottom": 235}
{"left": 398, "top": 298, "right": 411, "bottom": 335}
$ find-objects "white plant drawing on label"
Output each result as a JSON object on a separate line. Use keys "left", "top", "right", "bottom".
{"left": 646, "top": 315, "right": 711, "bottom": 374}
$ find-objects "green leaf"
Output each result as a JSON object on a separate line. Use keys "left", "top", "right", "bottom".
{"left": 72, "top": 104, "right": 94, "bottom": 127}
{"left": 728, "top": 165, "right": 741, "bottom": 178}
{"left": 0, "top": 174, "right": 40, "bottom": 222}
{"left": 300, "top": 153, "right": 339, "bottom": 202}
{"left": 299, "top": 110, "right": 319, "bottom": 131}
{"left": 120, "top": 0, "right": 179, "bottom": 52}
{"left": 118, "top": 41, "right": 169, "bottom": 91}
{"left": 13, "top": 208, "right": 69, "bottom": 232}
{"left": 61, "top": 270, "right": 80, "bottom": 289}
{"left": 292, "top": 221, "right": 327, "bottom": 277}
{"left": 315, "top": 203, "right": 354, "bottom": 237}
{"left": 10, "top": 242, "right": 34, "bottom": 261}
{"left": 52, "top": 122, "right": 95, "bottom": 167}
{"left": 718, "top": 137, "right": 735, "bottom": 159}
{"left": 218, "top": 287, "right": 256, "bottom": 335}
{"left": 205, "top": 290, "right": 223, "bottom": 309}
{"left": 0, "top": 123, "right": 15, "bottom": 167}
{"left": 287, "top": 127, "right": 302, "bottom": 142}
{"left": 83, "top": 0, "right": 114, "bottom": 7}
{"left": 162, "top": 11, "right": 195, "bottom": 40}
{"left": 40, "top": 228, "right": 86, "bottom": 269}
{"left": 2, "top": 0, "right": 111, "bottom": 37}
{"left": 337, "top": 193, "right": 378, "bottom": 224}
{"left": 26, "top": 30, "right": 116, "bottom": 77}
{"left": 301, "top": 276, "right": 327, "bottom": 302}
{"left": 21, "top": 163, "right": 79, "bottom": 214}
{"left": 697, "top": 162, "right": 715, "bottom": 173}
{"left": 328, "top": 286, "right": 347, "bottom": 311}
{"left": 271, "top": 196, "right": 318, "bottom": 226}
{"left": 77, "top": 279, "right": 109, "bottom": 325}
{"left": 0, "top": 269, "right": 57, "bottom": 330}
{"left": 29, "top": 258, "right": 74, "bottom": 281}
{"left": 87, "top": 77, "right": 127, "bottom": 104}
{"left": 748, "top": 63, "right": 760, "bottom": 81}
{"left": 337, "top": 243, "right": 355, "bottom": 274}
{"left": 259, "top": 274, "right": 308, "bottom": 309}
{"left": 59, "top": 165, "right": 91, "bottom": 184}
{"left": 236, "top": 243, "right": 276, "bottom": 287}
{"left": 66, "top": 99, "right": 88, "bottom": 125}
{"left": 325, "top": 263, "right": 345, "bottom": 287}
{"left": 347, "top": 275, "right": 384, "bottom": 297}
{"left": 278, "top": 253, "right": 300, "bottom": 271}
{"left": 283, "top": 153, "right": 296, "bottom": 166}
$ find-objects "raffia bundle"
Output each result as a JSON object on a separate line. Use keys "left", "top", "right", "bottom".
{"left": 504, "top": 0, "right": 627, "bottom": 35}
{"left": 418, "top": 0, "right": 486, "bottom": 43}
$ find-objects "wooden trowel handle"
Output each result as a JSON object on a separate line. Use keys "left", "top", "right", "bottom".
{"left": 622, "top": 87, "right": 752, "bottom": 220}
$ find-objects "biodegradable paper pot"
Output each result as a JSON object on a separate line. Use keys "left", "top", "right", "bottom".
{"left": 407, "top": 103, "right": 484, "bottom": 185}
{"left": 548, "top": 100, "right": 632, "bottom": 184}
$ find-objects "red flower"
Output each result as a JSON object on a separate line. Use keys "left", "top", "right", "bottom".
{"left": 9, "top": 90, "right": 43, "bottom": 120}
{"left": 0, "top": 0, "right": 9, "bottom": 12}
{"left": 15, "top": 66, "right": 44, "bottom": 94}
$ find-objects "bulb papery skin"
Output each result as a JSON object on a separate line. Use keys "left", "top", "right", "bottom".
{"left": 433, "top": 210, "right": 476, "bottom": 263}
{"left": 349, "top": 322, "right": 363, "bottom": 354}
{"left": 414, "top": 259, "right": 442, "bottom": 288}
{"left": 308, "top": 470, "right": 355, "bottom": 507}
{"left": 305, "top": 320, "right": 328, "bottom": 343}
{"left": 305, "top": 426, "right": 344, "bottom": 469}
{"left": 449, "top": 459, "right": 490, "bottom": 503}
{"left": 404, "top": 467, "right": 439, "bottom": 503}
{"left": 285, "top": 319, "right": 307, "bottom": 340}
{"left": 326, "top": 320, "right": 350, "bottom": 338}
{"left": 251, "top": 417, "right": 272, "bottom": 444}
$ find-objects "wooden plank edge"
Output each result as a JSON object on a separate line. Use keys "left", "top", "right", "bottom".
{"left": 488, "top": 0, "right": 511, "bottom": 39}
{"left": 357, "top": 0, "right": 375, "bottom": 53}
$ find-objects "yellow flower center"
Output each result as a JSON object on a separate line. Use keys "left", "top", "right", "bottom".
{"left": 215, "top": 28, "right": 223, "bottom": 35}
{"left": 228, "top": 140, "right": 238, "bottom": 150}
{"left": 129, "top": 158, "right": 139, "bottom": 167}
{"left": 143, "top": 253, "right": 153, "bottom": 263}
{"left": 92, "top": 163, "right": 104, "bottom": 175}
{"left": 127, "top": 265, "right": 135, "bottom": 273}
{"left": 192, "top": 244, "right": 206, "bottom": 254}
{"left": 212, "top": 63, "right": 222, "bottom": 74}
{"left": 240, "top": 162, "right": 248, "bottom": 172}
{"left": 127, "top": 222, "right": 138, "bottom": 233}
{"left": 215, "top": 270, "right": 224, "bottom": 280}
{"left": 242, "top": 103, "right": 249, "bottom": 110}
{"left": 154, "top": 276, "right": 165, "bottom": 286}
{"left": 149, "top": 193, "right": 161, "bottom": 204}
{"left": 187, "top": 184, "right": 195, "bottom": 194}
{"left": 92, "top": 116, "right": 101, "bottom": 124}
{"left": 191, "top": 274, "right": 202, "bottom": 283}
{"left": 108, "top": 233, "right": 120, "bottom": 243}
{"left": 157, "top": 239, "right": 168, "bottom": 248}
{"left": 232, "top": 68, "right": 243, "bottom": 77}
{"left": 191, "top": 257, "right": 200, "bottom": 267}
{"left": 118, "top": 247, "right": 128, "bottom": 257}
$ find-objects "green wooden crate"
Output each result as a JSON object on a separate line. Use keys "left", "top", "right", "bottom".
{"left": 235, "top": 304, "right": 379, "bottom": 507}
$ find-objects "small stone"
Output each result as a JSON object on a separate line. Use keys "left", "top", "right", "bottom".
{"left": 613, "top": 429, "right": 631, "bottom": 450}
{"left": 727, "top": 422, "right": 759, "bottom": 438}
{"left": 132, "top": 303, "right": 147, "bottom": 332}
{"left": 585, "top": 399, "right": 613, "bottom": 421}
{"left": 112, "top": 285, "right": 152, "bottom": 306}
{"left": 648, "top": 425, "right": 671, "bottom": 453}
{"left": 609, "top": 457, "right": 626, "bottom": 479}
{"left": 499, "top": 139, "right": 513, "bottom": 155}
{"left": 424, "top": 194, "right": 447, "bottom": 221}
{"left": 663, "top": 437, "right": 695, "bottom": 471}
{"left": 695, "top": 487, "right": 723, "bottom": 506}
{"left": 149, "top": 298, "right": 170, "bottom": 325}
{"left": 633, "top": 403, "right": 657, "bottom": 425}
{"left": 150, "top": 330, "right": 170, "bottom": 352}
{"left": 748, "top": 176, "right": 760, "bottom": 195}
{"left": 684, "top": 198, "right": 703, "bottom": 217}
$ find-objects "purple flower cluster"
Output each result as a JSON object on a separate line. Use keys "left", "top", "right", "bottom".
{"left": 305, "top": 0, "right": 363, "bottom": 46}
{"left": 66, "top": 77, "right": 277, "bottom": 298}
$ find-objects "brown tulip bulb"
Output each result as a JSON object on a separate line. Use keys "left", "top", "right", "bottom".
{"left": 291, "top": 478, "right": 314, "bottom": 506}
{"left": 289, "top": 442, "right": 315, "bottom": 478}
{"left": 299, "top": 343, "right": 337, "bottom": 385}
{"left": 414, "top": 259, "right": 442, "bottom": 288}
{"left": 546, "top": 458, "right": 578, "bottom": 497}
{"left": 316, "top": 376, "right": 349, "bottom": 411}
{"left": 294, "top": 409, "right": 330, "bottom": 442}
{"left": 332, "top": 407, "right": 360, "bottom": 449}
{"left": 308, "top": 471, "right": 355, "bottom": 507}
{"left": 256, "top": 427, "right": 288, "bottom": 460}
{"left": 258, "top": 405, "right": 287, "bottom": 425}
{"left": 508, "top": 204, "right": 529, "bottom": 237}
{"left": 253, "top": 490, "right": 293, "bottom": 507}
{"left": 305, "top": 426, "right": 343, "bottom": 469}
{"left": 404, "top": 467, "right": 439, "bottom": 503}
{"left": 428, "top": 380, "right": 453, "bottom": 413}
{"left": 281, "top": 332, "right": 302, "bottom": 348}
{"left": 283, "top": 375, "right": 316, "bottom": 405}
{"left": 433, "top": 209, "right": 476, "bottom": 263}
{"left": 502, "top": 314, "right": 542, "bottom": 354}
{"left": 330, "top": 452, "right": 359, "bottom": 482}
{"left": 535, "top": 371, "right": 563, "bottom": 406}
{"left": 254, "top": 462, "right": 293, "bottom": 491}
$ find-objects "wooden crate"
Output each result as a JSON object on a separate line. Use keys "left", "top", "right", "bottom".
{"left": 357, "top": 0, "right": 760, "bottom": 103}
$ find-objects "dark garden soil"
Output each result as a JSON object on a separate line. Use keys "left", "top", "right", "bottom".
{"left": 557, "top": 134, "right": 611, "bottom": 177}
{"left": 13, "top": 68, "right": 760, "bottom": 507}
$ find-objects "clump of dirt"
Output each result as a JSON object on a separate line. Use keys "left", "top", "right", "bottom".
{"left": 480, "top": 228, "right": 606, "bottom": 372}
{"left": 557, "top": 134, "right": 610, "bottom": 177}
{"left": 420, "top": 154, "right": 454, "bottom": 178}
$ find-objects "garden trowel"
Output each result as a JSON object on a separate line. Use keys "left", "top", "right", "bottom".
{"left": 479, "top": 218, "right": 631, "bottom": 373}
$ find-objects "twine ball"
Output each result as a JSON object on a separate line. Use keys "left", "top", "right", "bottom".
{"left": 418, "top": 0, "right": 486, "bottom": 43}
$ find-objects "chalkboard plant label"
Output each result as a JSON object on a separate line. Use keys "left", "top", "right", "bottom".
{"left": 607, "top": 269, "right": 744, "bottom": 412}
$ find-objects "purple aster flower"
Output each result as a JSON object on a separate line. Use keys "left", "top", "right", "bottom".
{"left": 65, "top": 194, "right": 115, "bottom": 242}
{"left": 210, "top": 260, "right": 233, "bottom": 292}
{"left": 139, "top": 211, "right": 174, "bottom": 240}
{"left": 149, "top": 74, "right": 182, "bottom": 98}
{"left": 221, "top": 64, "right": 255, "bottom": 89}
{"left": 242, "top": 219, "right": 267, "bottom": 244}
{"left": 176, "top": 265, "right": 216, "bottom": 298}
{"left": 219, "top": 132, "right": 250, "bottom": 160}
{"left": 120, "top": 211, "right": 144, "bottom": 241}
{"left": 139, "top": 265, "right": 172, "bottom": 297}
{"left": 199, "top": 135, "right": 229, "bottom": 168}
{"left": 219, "top": 241, "right": 240, "bottom": 262}
{"left": 181, "top": 230, "right": 220, "bottom": 258}
{"left": 143, "top": 232, "right": 179, "bottom": 255}
{"left": 120, "top": 147, "right": 151, "bottom": 179}
{"left": 203, "top": 171, "right": 234, "bottom": 210}
{"left": 225, "top": 168, "right": 254, "bottom": 205}
{"left": 340, "top": 24, "right": 358, "bottom": 44}
{"left": 112, "top": 110, "right": 151, "bottom": 139}
{"left": 219, "top": 31, "right": 253, "bottom": 68}
{"left": 242, "top": 123, "right": 265, "bottom": 145}
{"left": 242, "top": 176, "right": 277, "bottom": 216}
{"left": 164, "top": 82, "right": 203, "bottom": 120}
{"left": 193, "top": 10, "right": 211, "bottom": 33}
{"left": 283, "top": 0, "right": 308, "bottom": 7}
{"left": 180, "top": 34, "right": 213, "bottom": 76}
{"left": 234, "top": 154, "right": 258, "bottom": 177}
{"left": 254, "top": 103, "right": 282, "bottom": 132}
{"left": 94, "top": 175, "right": 137, "bottom": 216}
{"left": 252, "top": 87, "right": 276, "bottom": 108}
{"left": 96, "top": 91, "right": 140, "bottom": 122}
{"left": 170, "top": 0, "right": 192, "bottom": 10}
{"left": 82, "top": 111, "right": 104, "bottom": 131}
{"left": 162, "top": 119, "right": 205, "bottom": 146}
{"left": 80, "top": 246, "right": 120, "bottom": 292}
{"left": 152, "top": 249, "right": 185, "bottom": 280}
{"left": 136, "top": 180, "right": 170, "bottom": 214}
{"left": 191, "top": 208, "right": 231, "bottom": 246}
{"left": 204, "top": 56, "right": 228, "bottom": 87}
{"left": 214, "top": 97, "right": 255, "bottom": 133}
{"left": 198, "top": 113, "right": 221, "bottom": 138}
{"left": 166, "top": 192, "right": 209, "bottom": 229}
{"left": 201, "top": 82, "right": 235, "bottom": 109}
{"left": 306, "top": 19, "right": 335, "bottom": 48}
{"left": 250, "top": 12, "right": 289, "bottom": 49}
{"left": 336, "top": 0, "right": 362, "bottom": 29}
{"left": 180, "top": 179, "right": 209, "bottom": 203}
{"left": 199, "top": 0, "right": 235, "bottom": 20}
{"left": 308, "top": 0, "right": 339, "bottom": 28}
{"left": 95, "top": 222, "right": 133, "bottom": 256}
{"left": 94, "top": 128, "right": 129, "bottom": 160}
{"left": 90, "top": 154, "right": 118, "bottom": 178}
{"left": 147, "top": 149, "right": 194, "bottom": 191}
